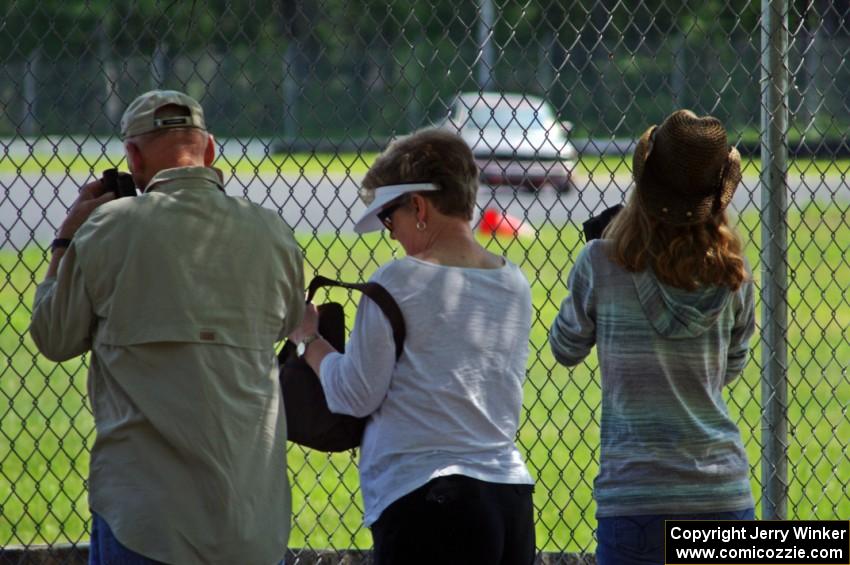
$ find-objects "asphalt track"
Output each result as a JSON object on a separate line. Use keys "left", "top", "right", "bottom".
{"left": 2, "top": 170, "right": 845, "bottom": 250}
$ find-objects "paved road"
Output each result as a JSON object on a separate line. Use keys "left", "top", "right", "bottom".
{"left": 1, "top": 170, "right": 846, "bottom": 250}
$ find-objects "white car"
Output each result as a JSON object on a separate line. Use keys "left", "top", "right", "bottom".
{"left": 442, "top": 92, "right": 577, "bottom": 192}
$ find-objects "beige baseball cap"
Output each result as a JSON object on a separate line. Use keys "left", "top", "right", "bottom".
{"left": 120, "top": 90, "right": 207, "bottom": 139}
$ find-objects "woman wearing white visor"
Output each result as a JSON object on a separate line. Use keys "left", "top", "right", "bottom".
{"left": 289, "top": 128, "right": 536, "bottom": 564}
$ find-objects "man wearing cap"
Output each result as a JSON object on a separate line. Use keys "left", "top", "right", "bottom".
{"left": 30, "top": 90, "right": 304, "bottom": 564}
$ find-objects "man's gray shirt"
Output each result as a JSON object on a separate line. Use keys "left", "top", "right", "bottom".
{"left": 31, "top": 167, "right": 304, "bottom": 565}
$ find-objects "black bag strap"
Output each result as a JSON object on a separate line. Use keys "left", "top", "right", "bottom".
{"left": 306, "top": 275, "right": 406, "bottom": 361}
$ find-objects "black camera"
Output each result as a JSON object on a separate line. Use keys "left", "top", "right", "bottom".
{"left": 101, "top": 168, "right": 138, "bottom": 198}
{"left": 582, "top": 204, "right": 623, "bottom": 242}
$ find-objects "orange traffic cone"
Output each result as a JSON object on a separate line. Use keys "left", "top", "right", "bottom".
{"left": 478, "top": 208, "right": 532, "bottom": 237}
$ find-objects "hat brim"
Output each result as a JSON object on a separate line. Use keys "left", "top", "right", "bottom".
{"left": 632, "top": 125, "right": 656, "bottom": 186}
{"left": 353, "top": 183, "right": 439, "bottom": 233}
{"left": 716, "top": 146, "right": 742, "bottom": 212}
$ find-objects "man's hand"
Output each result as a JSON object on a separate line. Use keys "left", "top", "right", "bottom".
{"left": 56, "top": 179, "right": 116, "bottom": 240}
{"left": 46, "top": 179, "right": 115, "bottom": 278}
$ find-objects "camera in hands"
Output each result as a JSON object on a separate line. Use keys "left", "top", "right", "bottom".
{"left": 101, "top": 169, "right": 138, "bottom": 199}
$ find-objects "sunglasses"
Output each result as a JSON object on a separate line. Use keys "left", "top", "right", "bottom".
{"left": 377, "top": 196, "right": 410, "bottom": 231}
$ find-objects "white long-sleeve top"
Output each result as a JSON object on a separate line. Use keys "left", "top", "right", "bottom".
{"left": 319, "top": 256, "right": 535, "bottom": 526}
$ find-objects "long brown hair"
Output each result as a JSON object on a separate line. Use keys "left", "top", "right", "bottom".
{"left": 603, "top": 191, "right": 748, "bottom": 291}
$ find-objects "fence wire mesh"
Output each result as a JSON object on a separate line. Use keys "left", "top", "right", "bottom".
{"left": 1, "top": 0, "right": 848, "bottom": 558}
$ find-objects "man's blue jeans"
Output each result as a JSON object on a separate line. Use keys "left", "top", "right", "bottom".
{"left": 596, "top": 508, "right": 755, "bottom": 565}
{"left": 89, "top": 512, "right": 287, "bottom": 565}
{"left": 89, "top": 513, "right": 164, "bottom": 565}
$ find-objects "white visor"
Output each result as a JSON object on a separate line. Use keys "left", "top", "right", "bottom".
{"left": 354, "top": 183, "right": 439, "bottom": 233}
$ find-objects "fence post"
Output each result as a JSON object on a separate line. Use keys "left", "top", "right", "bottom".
{"left": 759, "top": 0, "right": 789, "bottom": 520}
{"left": 23, "top": 48, "right": 41, "bottom": 136}
{"left": 477, "top": 0, "right": 495, "bottom": 91}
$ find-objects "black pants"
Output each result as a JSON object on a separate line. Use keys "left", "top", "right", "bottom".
{"left": 371, "top": 475, "right": 535, "bottom": 565}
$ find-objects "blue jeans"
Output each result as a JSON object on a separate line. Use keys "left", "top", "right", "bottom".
{"left": 89, "top": 513, "right": 165, "bottom": 565}
{"left": 90, "top": 512, "right": 287, "bottom": 565}
{"left": 596, "top": 508, "right": 755, "bottom": 565}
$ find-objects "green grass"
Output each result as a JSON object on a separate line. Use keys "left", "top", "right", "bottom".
{"left": 1, "top": 202, "right": 848, "bottom": 553}
{"left": 2, "top": 151, "right": 848, "bottom": 180}
{"left": 579, "top": 155, "right": 850, "bottom": 179}
{"left": 0, "top": 152, "right": 378, "bottom": 178}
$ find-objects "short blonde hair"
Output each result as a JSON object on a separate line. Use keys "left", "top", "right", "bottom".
{"left": 361, "top": 128, "right": 478, "bottom": 220}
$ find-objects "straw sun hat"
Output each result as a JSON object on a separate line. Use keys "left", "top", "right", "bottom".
{"left": 632, "top": 109, "right": 742, "bottom": 225}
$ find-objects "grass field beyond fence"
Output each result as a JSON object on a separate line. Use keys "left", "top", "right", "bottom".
{"left": 1, "top": 201, "right": 847, "bottom": 553}
{"left": 1, "top": 150, "right": 849, "bottom": 180}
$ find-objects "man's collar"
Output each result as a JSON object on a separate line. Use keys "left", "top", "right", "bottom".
{"left": 144, "top": 166, "right": 225, "bottom": 194}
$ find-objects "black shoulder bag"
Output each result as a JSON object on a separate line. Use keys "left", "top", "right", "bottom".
{"left": 278, "top": 275, "right": 406, "bottom": 452}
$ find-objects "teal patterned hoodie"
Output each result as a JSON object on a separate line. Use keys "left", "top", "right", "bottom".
{"left": 549, "top": 239, "right": 755, "bottom": 517}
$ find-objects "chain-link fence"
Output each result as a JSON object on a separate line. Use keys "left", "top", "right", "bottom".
{"left": 1, "top": 0, "right": 848, "bottom": 560}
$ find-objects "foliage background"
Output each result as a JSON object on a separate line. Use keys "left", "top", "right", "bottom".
{"left": 2, "top": 1, "right": 849, "bottom": 141}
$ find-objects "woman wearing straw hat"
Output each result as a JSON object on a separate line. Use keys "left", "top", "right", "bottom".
{"left": 289, "top": 128, "right": 536, "bottom": 565}
{"left": 549, "top": 110, "right": 756, "bottom": 564}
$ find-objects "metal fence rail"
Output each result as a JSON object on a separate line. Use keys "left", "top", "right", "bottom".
{"left": 1, "top": 0, "right": 848, "bottom": 558}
